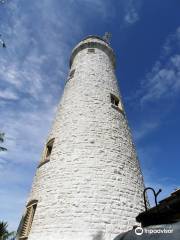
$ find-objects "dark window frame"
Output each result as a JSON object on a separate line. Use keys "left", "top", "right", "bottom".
{"left": 19, "top": 200, "right": 38, "bottom": 239}
{"left": 87, "top": 48, "right": 95, "bottom": 53}
{"left": 111, "top": 93, "right": 119, "bottom": 106}
{"left": 110, "top": 93, "right": 124, "bottom": 113}
{"left": 38, "top": 138, "right": 55, "bottom": 168}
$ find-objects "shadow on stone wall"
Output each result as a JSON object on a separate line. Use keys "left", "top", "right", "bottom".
{"left": 92, "top": 231, "right": 104, "bottom": 240}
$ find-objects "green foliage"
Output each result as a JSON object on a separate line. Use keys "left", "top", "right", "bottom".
{"left": 0, "top": 221, "right": 16, "bottom": 240}
{"left": 0, "top": 132, "right": 7, "bottom": 152}
{"left": 0, "top": 1, "right": 7, "bottom": 48}
{"left": 0, "top": 132, "right": 5, "bottom": 142}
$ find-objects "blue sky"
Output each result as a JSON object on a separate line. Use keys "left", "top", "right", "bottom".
{"left": 0, "top": 0, "right": 180, "bottom": 231}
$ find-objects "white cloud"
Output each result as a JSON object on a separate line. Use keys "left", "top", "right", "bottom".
{"left": 0, "top": 0, "right": 119, "bottom": 231}
{"left": 0, "top": 88, "right": 18, "bottom": 100}
{"left": 124, "top": 0, "right": 142, "bottom": 25}
{"left": 0, "top": 57, "right": 45, "bottom": 99}
{"left": 71, "top": 0, "right": 115, "bottom": 20}
{"left": 140, "top": 54, "right": 180, "bottom": 104}
{"left": 124, "top": 5, "right": 139, "bottom": 24}
{"left": 0, "top": 0, "right": 160, "bottom": 232}
{"left": 162, "top": 26, "right": 180, "bottom": 56}
{"left": 133, "top": 122, "right": 159, "bottom": 141}
{"left": 139, "top": 26, "right": 180, "bottom": 105}
{"left": 0, "top": 0, "right": 84, "bottom": 230}
{"left": 126, "top": 27, "right": 180, "bottom": 150}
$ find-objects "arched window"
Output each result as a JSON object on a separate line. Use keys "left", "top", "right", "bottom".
{"left": 45, "top": 138, "right": 54, "bottom": 161}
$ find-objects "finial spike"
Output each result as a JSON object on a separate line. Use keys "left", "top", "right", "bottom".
{"left": 103, "top": 32, "right": 112, "bottom": 43}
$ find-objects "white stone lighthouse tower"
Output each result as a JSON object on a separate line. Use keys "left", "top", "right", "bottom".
{"left": 17, "top": 36, "right": 145, "bottom": 240}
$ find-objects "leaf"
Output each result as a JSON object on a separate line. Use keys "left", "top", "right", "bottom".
{"left": 0, "top": 132, "right": 5, "bottom": 143}
{"left": 0, "top": 221, "right": 8, "bottom": 238}
{"left": 0, "top": 147, "right": 7, "bottom": 151}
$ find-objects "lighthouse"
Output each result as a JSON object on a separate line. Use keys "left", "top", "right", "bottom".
{"left": 17, "top": 35, "right": 145, "bottom": 240}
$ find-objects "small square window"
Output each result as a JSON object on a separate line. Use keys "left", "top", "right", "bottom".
{"left": 87, "top": 48, "right": 95, "bottom": 53}
{"left": 111, "top": 94, "right": 119, "bottom": 106}
{"left": 38, "top": 138, "right": 55, "bottom": 168}
{"left": 110, "top": 93, "right": 123, "bottom": 112}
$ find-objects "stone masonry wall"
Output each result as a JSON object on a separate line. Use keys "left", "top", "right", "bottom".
{"left": 23, "top": 37, "right": 145, "bottom": 240}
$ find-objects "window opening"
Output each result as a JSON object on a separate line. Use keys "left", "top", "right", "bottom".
{"left": 88, "top": 48, "right": 95, "bottom": 53}
{"left": 19, "top": 200, "right": 38, "bottom": 239}
{"left": 111, "top": 94, "right": 119, "bottom": 106}
{"left": 110, "top": 93, "right": 123, "bottom": 112}
{"left": 45, "top": 138, "right": 54, "bottom": 161}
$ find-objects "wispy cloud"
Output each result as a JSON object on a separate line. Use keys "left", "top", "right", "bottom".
{"left": 0, "top": 88, "right": 18, "bottom": 100}
{"left": 133, "top": 122, "right": 159, "bottom": 142}
{"left": 1, "top": 0, "right": 177, "bottom": 232}
{"left": 162, "top": 27, "right": 180, "bottom": 56}
{"left": 124, "top": 2, "right": 139, "bottom": 24}
{"left": 76, "top": 0, "right": 115, "bottom": 19}
{"left": 0, "top": 0, "right": 119, "bottom": 231}
{"left": 140, "top": 54, "right": 180, "bottom": 104}
{"left": 139, "top": 26, "right": 180, "bottom": 105}
{"left": 126, "top": 27, "right": 180, "bottom": 148}
{"left": 0, "top": 0, "right": 85, "bottom": 230}
{"left": 128, "top": 27, "right": 180, "bottom": 207}
{"left": 123, "top": 0, "right": 142, "bottom": 25}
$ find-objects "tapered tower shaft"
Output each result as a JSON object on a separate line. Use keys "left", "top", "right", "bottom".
{"left": 17, "top": 36, "right": 145, "bottom": 240}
